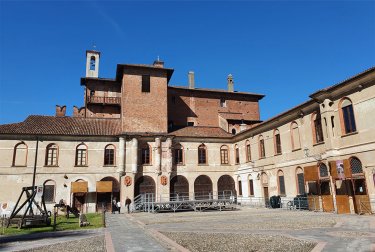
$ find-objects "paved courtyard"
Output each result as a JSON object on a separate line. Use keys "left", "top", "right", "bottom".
{"left": 1, "top": 207, "right": 374, "bottom": 251}
{"left": 117, "top": 207, "right": 375, "bottom": 252}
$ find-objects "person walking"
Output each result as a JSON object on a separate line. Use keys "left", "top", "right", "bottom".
{"left": 112, "top": 198, "right": 117, "bottom": 214}
{"left": 116, "top": 200, "right": 121, "bottom": 214}
{"left": 125, "top": 197, "right": 132, "bottom": 214}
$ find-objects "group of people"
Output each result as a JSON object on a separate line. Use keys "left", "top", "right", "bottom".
{"left": 112, "top": 197, "right": 132, "bottom": 214}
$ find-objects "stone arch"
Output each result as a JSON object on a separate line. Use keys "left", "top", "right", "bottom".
{"left": 135, "top": 175, "right": 155, "bottom": 197}
{"left": 218, "top": 175, "right": 236, "bottom": 198}
{"left": 170, "top": 175, "right": 189, "bottom": 200}
{"left": 194, "top": 175, "right": 212, "bottom": 199}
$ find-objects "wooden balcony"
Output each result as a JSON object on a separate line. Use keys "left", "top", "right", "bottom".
{"left": 87, "top": 96, "right": 121, "bottom": 106}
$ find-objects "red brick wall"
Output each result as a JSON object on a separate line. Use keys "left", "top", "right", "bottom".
{"left": 121, "top": 68, "right": 168, "bottom": 133}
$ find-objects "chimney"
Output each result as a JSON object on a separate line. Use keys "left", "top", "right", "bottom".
{"left": 153, "top": 56, "right": 164, "bottom": 68}
{"left": 188, "top": 71, "right": 195, "bottom": 89}
{"left": 227, "top": 74, "right": 234, "bottom": 92}
{"left": 56, "top": 105, "right": 66, "bottom": 117}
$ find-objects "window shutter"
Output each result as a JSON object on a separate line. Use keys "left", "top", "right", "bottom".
{"left": 329, "top": 161, "right": 338, "bottom": 179}
{"left": 303, "top": 165, "right": 318, "bottom": 181}
{"left": 343, "top": 159, "right": 352, "bottom": 178}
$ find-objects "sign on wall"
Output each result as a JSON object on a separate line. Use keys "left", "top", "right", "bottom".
{"left": 336, "top": 160, "right": 345, "bottom": 180}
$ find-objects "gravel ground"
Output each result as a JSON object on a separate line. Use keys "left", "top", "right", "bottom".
{"left": 17, "top": 235, "right": 105, "bottom": 252}
{"left": 161, "top": 232, "right": 317, "bottom": 252}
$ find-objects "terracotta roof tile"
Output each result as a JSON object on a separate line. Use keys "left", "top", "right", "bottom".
{"left": 0, "top": 115, "right": 121, "bottom": 136}
{"left": 168, "top": 126, "right": 232, "bottom": 138}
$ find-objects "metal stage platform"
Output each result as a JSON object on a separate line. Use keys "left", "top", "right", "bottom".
{"left": 134, "top": 192, "right": 238, "bottom": 213}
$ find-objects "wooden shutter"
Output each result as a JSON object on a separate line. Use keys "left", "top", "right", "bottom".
{"left": 71, "top": 181, "right": 88, "bottom": 193}
{"left": 96, "top": 181, "right": 113, "bottom": 193}
{"left": 343, "top": 159, "right": 352, "bottom": 178}
{"left": 329, "top": 161, "right": 338, "bottom": 179}
{"left": 303, "top": 165, "right": 318, "bottom": 181}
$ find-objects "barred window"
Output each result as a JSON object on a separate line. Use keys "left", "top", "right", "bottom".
{"left": 340, "top": 98, "right": 357, "bottom": 134}
{"left": 75, "top": 144, "right": 87, "bottom": 166}
{"left": 235, "top": 145, "right": 240, "bottom": 164}
{"left": 246, "top": 141, "right": 251, "bottom": 162}
{"left": 350, "top": 157, "right": 363, "bottom": 174}
{"left": 274, "top": 129, "right": 282, "bottom": 155}
{"left": 319, "top": 163, "right": 329, "bottom": 178}
{"left": 238, "top": 180, "right": 243, "bottom": 196}
{"left": 174, "top": 144, "right": 184, "bottom": 164}
{"left": 220, "top": 145, "right": 229, "bottom": 164}
{"left": 43, "top": 180, "right": 55, "bottom": 203}
{"left": 278, "top": 170, "right": 286, "bottom": 196}
{"left": 296, "top": 167, "right": 305, "bottom": 195}
{"left": 141, "top": 145, "right": 151, "bottom": 164}
{"left": 45, "top": 143, "right": 58, "bottom": 166}
{"left": 249, "top": 179, "right": 254, "bottom": 196}
{"left": 198, "top": 144, "right": 207, "bottom": 164}
{"left": 104, "top": 145, "right": 115, "bottom": 165}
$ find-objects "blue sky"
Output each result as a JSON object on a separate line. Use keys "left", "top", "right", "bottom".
{"left": 0, "top": 1, "right": 374, "bottom": 124}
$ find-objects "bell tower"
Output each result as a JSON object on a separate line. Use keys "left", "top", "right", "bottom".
{"left": 86, "top": 50, "right": 100, "bottom": 77}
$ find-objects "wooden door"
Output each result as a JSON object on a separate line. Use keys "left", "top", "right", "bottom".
{"left": 322, "top": 195, "right": 334, "bottom": 212}
{"left": 336, "top": 195, "right": 350, "bottom": 214}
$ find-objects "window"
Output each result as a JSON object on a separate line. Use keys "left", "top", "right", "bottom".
{"left": 220, "top": 145, "right": 229, "bottom": 164}
{"left": 259, "top": 135, "right": 265, "bottom": 159}
{"left": 104, "top": 144, "right": 115, "bottom": 166}
{"left": 249, "top": 179, "right": 254, "bottom": 196}
{"left": 278, "top": 170, "right": 286, "bottom": 196}
{"left": 198, "top": 144, "right": 207, "bottom": 164}
{"left": 331, "top": 116, "right": 335, "bottom": 137}
{"left": 45, "top": 143, "right": 58, "bottom": 166}
{"left": 238, "top": 180, "right": 243, "bottom": 196}
{"left": 312, "top": 112, "right": 324, "bottom": 144}
{"left": 235, "top": 145, "right": 240, "bottom": 164}
{"left": 43, "top": 180, "right": 56, "bottom": 203}
{"left": 246, "top": 140, "right": 251, "bottom": 162}
{"left": 141, "top": 145, "right": 151, "bottom": 164}
{"left": 350, "top": 157, "right": 363, "bottom": 174}
{"left": 296, "top": 167, "right": 305, "bottom": 195}
{"left": 75, "top": 144, "right": 87, "bottom": 166}
{"left": 90, "top": 56, "right": 95, "bottom": 70}
{"left": 291, "top": 122, "right": 301, "bottom": 150}
{"left": 319, "top": 163, "right": 329, "bottom": 178}
{"left": 13, "top": 142, "right": 27, "bottom": 166}
{"left": 340, "top": 98, "right": 357, "bottom": 134}
{"left": 142, "top": 75, "right": 150, "bottom": 93}
{"left": 232, "top": 128, "right": 236, "bottom": 135}
{"left": 274, "top": 129, "right": 282, "bottom": 155}
{"left": 174, "top": 144, "right": 184, "bottom": 165}
{"left": 220, "top": 98, "right": 226, "bottom": 107}
{"left": 187, "top": 122, "right": 194, "bottom": 126}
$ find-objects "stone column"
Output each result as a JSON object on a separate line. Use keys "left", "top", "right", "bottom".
{"left": 155, "top": 137, "right": 161, "bottom": 174}
{"left": 131, "top": 138, "right": 138, "bottom": 174}
{"left": 117, "top": 137, "right": 125, "bottom": 174}
{"left": 166, "top": 138, "right": 173, "bottom": 174}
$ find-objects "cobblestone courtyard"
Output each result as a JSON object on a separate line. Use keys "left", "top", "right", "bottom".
{"left": 131, "top": 207, "right": 375, "bottom": 252}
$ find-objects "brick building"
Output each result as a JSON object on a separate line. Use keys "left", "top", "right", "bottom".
{"left": 0, "top": 50, "right": 374, "bottom": 215}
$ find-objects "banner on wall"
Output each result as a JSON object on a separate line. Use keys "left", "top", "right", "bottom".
{"left": 336, "top": 160, "right": 345, "bottom": 180}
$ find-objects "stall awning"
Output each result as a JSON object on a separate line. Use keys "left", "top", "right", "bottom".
{"left": 71, "top": 181, "right": 88, "bottom": 193}
{"left": 96, "top": 181, "right": 113, "bottom": 193}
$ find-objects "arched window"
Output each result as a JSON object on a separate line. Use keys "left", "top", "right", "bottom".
{"left": 259, "top": 135, "right": 265, "bottom": 159}
{"left": 234, "top": 145, "right": 240, "bottom": 164}
{"left": 238, "top": 177, "right": 243, "bottom": 196}
{"left": 43, "top": 180, "right": 56, "bottom": 203}
{"left": 104, "top": 144, "right": 115, "bottom": 166}
{"left": 274, "top": 129, "right": 282, "bottom": 155}
{"left": 350, "top": 157, "right": 363, "bottom": 174}
{"left": 339, "top": 98, "right": 357, "bottom": 134}
{"left": 90, "top": 56, "right": 96, "bottom": 70}
{"left": 291, "top": 122, "right": 301, "bottom": 150}
{"left": 174, "top": 144, "right": 184, "bottom": 165}
{"left": 13, "top": 142, "right": 28, "bottom": 167}
{"left": 245, "top": 140, "right": 251, "bottom": 162}
{"left": 248, "top": 175, "right": 254, "bottom": 196}
{"left": 141, "top": 144, "right": 151, "bottom": 165}
{"left": 75, "top": 144, "right": 88, "bottom": 166}
{"left": 278, "top": 170, "right": 286, "bottom": 196}
{"left": 232, "top": 128, "right": 236, "bottom": 135}
{"left": 312, "top": 112, "right": 324, "bottom": 144}
{"left": 319, "top": 163, "right": 329, "bottom": 178}
{"left": 220, "top": 145, "right": 229, "bottom": 164}
{"left": 45, "top": 143, "right": 58, "bottom": 166}
{"left": 198, "top": 144, "right": 207, "bottom": 164}
{"left": 296, "top": 167, "right": 305, "bottom": 195}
